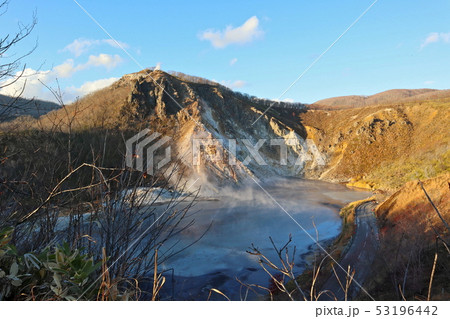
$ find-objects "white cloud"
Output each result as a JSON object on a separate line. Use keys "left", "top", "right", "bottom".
{"left": 154, "top": 62, "right": 162, "bottom": 70}
{"left": 47, "top": 54, "right": 122, "bottom": 81}
{"left": 199, "top": 16, "right": 263, "bottom": 49}
{"left": 221, "top": 80, "right": 247, "bottom": 89}
{"left": 67, "top": 77, "right": 119, "bottom": 97}
{"left": 84, "top": 54, "right": 122, "bottom": 70}
{"left": 421, "top": 32, "right": 450, "bottom": 49}
{"left": 53, "top": 59, "right": 77, "bottom": 78}
{"left": 0, "top": 67, "right": 119, "bottom": 103}
{"left": 53, "top": 54, "right": 122, "bottom": 78}
{"left": 273, "top": 98, "right": 295, "bottom": 103}
{"left": 230, "top": 80, "right": 246, "bottom": 88}
{"left": 0, "top": 53, "right": 122, "bottom": 102}
{"left": 424, "top": 80, "right": 435, "bottom": 85}
{"left": 62, "top": 39, "right": 92, "bottom": 57}
{"left": 61, "top": 38, "right": 129, "bottom": 56}
{"left": 229, "top": 58, "right": 238, "bottom": 66}
{"left": 0, "top": 68, "right": 53, "bottom": 99}
{"left": 102, "top": 39, "right": 129, "bottom": 50}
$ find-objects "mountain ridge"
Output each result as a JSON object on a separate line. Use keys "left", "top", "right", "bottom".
{"left": 0, "top": 93, "right": 60, "bottom": 121}
{"left": 6, "top": 69, "right": 449, "bottom": 192}
{"left": 311, "top": 88, "right": 450, "bottom": 109}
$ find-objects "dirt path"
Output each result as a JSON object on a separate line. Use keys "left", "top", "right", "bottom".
{"left": 319, "top": 201, "right": 379, "bottom": 300}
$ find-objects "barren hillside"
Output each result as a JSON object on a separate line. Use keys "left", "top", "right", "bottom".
{"left": 311, "top": 89, "right": 442, "bottom": 109}
{"left": 22, "top": 70, "right": 312, "bottom": 188}
{"left": 300, "top": 98, "right": 449, "bottom": 190}
{"left": 0, "top": 94, "right": 60, "bottom": 121}
{"left": 364, "top": 173, "right": 450, "bottom": 300}
{"left": 6, "top": 69, "right": 448, "bottom": 192}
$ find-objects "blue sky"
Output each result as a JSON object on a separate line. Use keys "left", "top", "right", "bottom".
{"left": 1, "top": 0, "right": 450, "bottom": 103}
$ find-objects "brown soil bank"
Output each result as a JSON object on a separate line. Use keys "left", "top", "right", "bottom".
{"left": 377, "top": 173, "right": 450, "bottom": 232}
{"left": 361, "top": 173, "right": 450, "bottom": 300}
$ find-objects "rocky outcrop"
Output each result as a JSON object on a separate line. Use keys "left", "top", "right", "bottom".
{"left": 109, "top": 70, "right": 323, "bottom": 189}
{"left": 38, "top": 69, "right": 449, "bottom": 192}
{"left": 299, "top": 101, "right": 449, "bottom": 190}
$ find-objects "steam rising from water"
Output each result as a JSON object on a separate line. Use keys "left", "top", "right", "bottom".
{"left": 156, "top": 178, "right": 371, "bottom": 300}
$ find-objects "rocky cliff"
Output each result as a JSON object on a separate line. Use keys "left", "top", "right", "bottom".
{"left": 34, "top": 69, "right": 449, "bottom": 192}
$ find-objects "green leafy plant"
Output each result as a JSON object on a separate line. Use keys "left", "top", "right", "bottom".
{"left": 0, "top": 227, "right": 22, "bottom": 299}
{"left": 32, "top": 242, "right": 102, "bottom": 301}
{"left": 0, "top": 227, "right": 103, "bottom": 300}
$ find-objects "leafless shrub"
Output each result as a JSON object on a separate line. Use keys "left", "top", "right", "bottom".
{"left": 0, "top": 0, "right": 38, "bottom": 122}
{"left": 237, "top": 235, "right": 358, "bottom": 301}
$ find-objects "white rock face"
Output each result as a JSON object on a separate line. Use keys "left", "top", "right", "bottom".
{"left": 122, "top": 70, "right": 323, "bottom": 192}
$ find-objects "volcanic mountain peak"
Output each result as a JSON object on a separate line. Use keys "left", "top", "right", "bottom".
{"left": 29, "top": 69, "right": 314, "bottom": 187}
{"left": 14, "top": 69, "right": 449, "bottom": 191}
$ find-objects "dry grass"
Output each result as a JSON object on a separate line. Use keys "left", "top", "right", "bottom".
{"left": 300, "top": 97, "right": 450, "bottom": 191}
{"left": 360, "top": 173, "right": 450, "bottom": 300}
{"left": 311, "top": 88, "right": 443, "bottom": 109}
{"left": 276, "top": 196, "right": 376, "bottom": 300}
